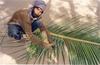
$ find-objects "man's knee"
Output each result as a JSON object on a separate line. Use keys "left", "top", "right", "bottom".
{"left": 13, "top": 33, "right": 22, "bottom": 40}
{"left": 8, "top": 24, "right": 22, "bottom": 40}
{"left": 32, "top": 20, "right": 42, "bottom": 32}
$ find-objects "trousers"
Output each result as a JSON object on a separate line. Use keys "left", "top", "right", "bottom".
{"left": 8, "top": 20, "right": 42, "bottom": 40}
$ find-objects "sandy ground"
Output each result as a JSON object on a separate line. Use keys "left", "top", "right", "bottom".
{"left": 0, "top": 0, "right": 99, "bottom": 64}
{"left": 0, "top": 0, "right": 32, "bottom": 64}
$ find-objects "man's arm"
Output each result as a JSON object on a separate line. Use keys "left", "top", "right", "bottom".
{"left": 20, "top": 10, "right": 52, "bottom": 48}
{"left": 39, "top": 21, "right": 52, "bottom": 44}
{"left": 20, "top": 11, "right": 43, "bottom": 45}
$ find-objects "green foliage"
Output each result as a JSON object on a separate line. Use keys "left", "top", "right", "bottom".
{"left": 27, "top": 16, "right": 100, "bottom": 65}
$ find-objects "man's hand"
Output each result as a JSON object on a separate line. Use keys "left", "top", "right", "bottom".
{"left": 41, "top": 30, "right": 54, "bottom": 48}
{"left": 23, "top": 34, "right": 30, "bottom": 40}
{"left": 23, "top": 32, "right": 53, "bottom": 48}
{"left": 42, "top": 41, "right": 54, "bottom": 48}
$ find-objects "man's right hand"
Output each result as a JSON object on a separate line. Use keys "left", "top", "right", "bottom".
{"left": 41, "top": 41, "right": 54, "bottom": 48}
{"left": 23, "top": 34, "right": 53, "bottom": 48}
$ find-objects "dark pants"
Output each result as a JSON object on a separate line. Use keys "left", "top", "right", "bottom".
{"left": 8, "top": 20, "right": 41, "bottom": 40}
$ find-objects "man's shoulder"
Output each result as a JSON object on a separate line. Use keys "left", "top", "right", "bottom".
{"left": 15, "top": 8, "right": 29, "bottom": 15}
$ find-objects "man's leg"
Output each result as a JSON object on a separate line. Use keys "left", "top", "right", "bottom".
{"left": 31, "top": 20, "right": 40, "bottom": 32}
{"left": 8, "top": 24, "right": 23, "bottom": 40}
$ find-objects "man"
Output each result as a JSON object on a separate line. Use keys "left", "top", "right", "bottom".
{"left": 7, "top": 0, "right": 52, "bottom": 48}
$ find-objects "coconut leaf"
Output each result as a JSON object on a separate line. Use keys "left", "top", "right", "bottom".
{"left": 26, "top": 16, "right": 100, "bottom": 65}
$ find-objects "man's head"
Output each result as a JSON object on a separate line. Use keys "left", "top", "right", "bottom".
{"left": 32, "top": 0, "right": 46, "bottom": 18}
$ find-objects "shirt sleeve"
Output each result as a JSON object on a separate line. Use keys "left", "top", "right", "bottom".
{"left": 20, "top": 11, "right": 43, "bottom": 45}
{"left": 36, "top": 20, "right": 51, "bottom": 43}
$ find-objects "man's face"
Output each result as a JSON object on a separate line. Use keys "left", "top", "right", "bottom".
{"left": 33, "top": 7, "right": 43, "bottom": 17}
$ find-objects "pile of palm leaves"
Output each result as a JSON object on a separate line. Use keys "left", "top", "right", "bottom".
{"left": 26, "top": 16, "right": 100, "bottom": 65}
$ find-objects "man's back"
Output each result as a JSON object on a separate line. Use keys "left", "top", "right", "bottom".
{"left": 8, "top": 9, "right": 31, "bottom": 29}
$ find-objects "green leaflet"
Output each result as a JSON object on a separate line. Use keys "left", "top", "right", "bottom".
{"left": 27, "top": 17, "right": 100, "bottom": 65}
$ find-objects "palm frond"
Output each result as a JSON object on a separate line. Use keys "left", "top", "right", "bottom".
{"left": 48, "top": 17, "right": 100, "bottom": 65}
{"left": 26, "top": 16, "right": 100, "bottom": 65}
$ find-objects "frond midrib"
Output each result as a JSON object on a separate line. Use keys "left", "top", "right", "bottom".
{"left": 50, "top": 32, "right": 100, "bottom": 46}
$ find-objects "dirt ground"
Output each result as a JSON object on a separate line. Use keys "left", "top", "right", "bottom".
{"left": 0, "top": 0, "right": 99, "bottom": 64}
